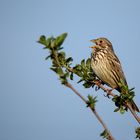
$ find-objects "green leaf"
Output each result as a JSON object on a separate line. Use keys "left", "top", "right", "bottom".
{"left": 112, "top": 95, "right": 118, "bottom": 102}
{"left": 52, "top": 59, "right": 59, "bottom": 67}
{"left": 38, "top": 35, "right": 46, "bottom": 44}
{"left": 45, "top": 55, "right": 51, "bottom": 60}
{"left": 114, "top": 108, "right": 120, "bottom": 112}
{"left": 75, "top": 71, "right": 83, "bottom": 77}
{"left": 100, "top": 130, "right": 110, "bottom": 139}
{"left": 86, "top": 95, "right": 97, "bottom": 109}
{"left": 60, "top": 77, "right": 67, "bottom": 85}
{"left": 38, "top": 35, "right": 52, "bottom": 48}
{"left": 43, "top": 37, "right": 52, "bottom": 49}
{"left": 66, "top": 57, "right": 73, "bottom": 63}
{"left": 129, "top": 87, "right": 135, "bottom": 92}
{"left": 86, "top": 58, "right": 91, "bottom": 68}
{"left": 73, "top": 65, "right": 82, "bottom": 71}
{"left": 135, "top": 127, "right": 140, "bottom": 139}
{"left": 50, "top": 67, "right": 63, "bottom": 75}
{"left": 59, "top": 73, "right": 69, "bottom": 85}
{"left": 55, "top": 33, "right": 67, "bottom": 47}
{"left": 58, "top": 52, "right": 66, "bottom": 58}
{"left": 50, "top": 39, "right": 56, "bottom": 48}
{"left": 57, "top": 68, "right": 64, "bottom": 75}
{"left": 70, "top": 72, "right": 73, "bottom": 80}
{"left": 77, "top": 79, "right": 83, "bottom": 83}
{"left": 120, "top": 107, "right": 125, "bottom": 114}
{"left": 83, "top": 82, "right": 92, "bottom": 88}
{"left": 57, "top": 47, "right": 64, "bottom": 50}
{"left": 81, "top": 59, "right": 85, "bottom": 68}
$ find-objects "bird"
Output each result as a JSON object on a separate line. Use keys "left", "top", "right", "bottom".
{"left": 90, "top": 37, "right": 139, "bottom": 112}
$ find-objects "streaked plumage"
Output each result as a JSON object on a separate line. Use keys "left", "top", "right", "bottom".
{"left": 90, "top": 38, "right": 139, "bottom": 112}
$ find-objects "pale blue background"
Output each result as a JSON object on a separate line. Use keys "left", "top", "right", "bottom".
{"left": 1, "top": 0, "right": 140, "bottom": 140}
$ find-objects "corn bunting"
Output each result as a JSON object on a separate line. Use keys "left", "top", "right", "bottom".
{"left": 90, "top": 37, "right": 139, "bottom": 112}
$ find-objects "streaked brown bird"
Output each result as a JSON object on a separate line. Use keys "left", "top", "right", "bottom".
{"left": 90, "top": 37, "right": 139, "bottom": 112}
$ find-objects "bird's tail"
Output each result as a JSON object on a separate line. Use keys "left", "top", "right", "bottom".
{"left": 117, "top": 83, "right": 139, "bottom": 112}
{"left": 130, "top": 100, "right": 139, "bottom": 112}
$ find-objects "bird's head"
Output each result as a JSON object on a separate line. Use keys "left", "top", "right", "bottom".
{"left": 90, "top": 38, "right": 114, "bottom": 52}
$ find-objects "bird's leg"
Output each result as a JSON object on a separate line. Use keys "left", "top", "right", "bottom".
{"left": 104, "top": 87, "right": 116, "bottom": 98}
{"left": 106, "top": 88, "right": 114, "bottom": 93}
{"left": 94, "top": 79, "right": 102, "bottom": 86}
{"left": 93, "top": 79, "right": 115, "bottom": 98}
{"left": 94, "top": 79, "right": 103, "bottom": 91}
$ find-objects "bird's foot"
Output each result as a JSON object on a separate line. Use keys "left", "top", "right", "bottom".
{"left": 94, "top": 79, "right": 102, "bottom": 86}
{"left": 104, "top": 88, "right": 114, "bottom": 98}
{"left": 94, "top": 79, "right": 103, "bottom": 91}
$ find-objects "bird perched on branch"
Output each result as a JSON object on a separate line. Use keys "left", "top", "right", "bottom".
{"left": 90, "top": 37, "right": 139, "bottom": 112}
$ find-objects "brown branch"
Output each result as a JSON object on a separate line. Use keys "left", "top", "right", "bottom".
{"left": 67, "top": 67, "right": 140, "bottom": 124}
{"left": 95, "top": 82, "right": 140, "bottom": 125}
{"left": 65, "top": 82, "right": 115, "bottom": 140}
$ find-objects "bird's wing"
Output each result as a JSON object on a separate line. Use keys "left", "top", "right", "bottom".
{"left": 107, "top": 51, "right": 127, "bottom": 86}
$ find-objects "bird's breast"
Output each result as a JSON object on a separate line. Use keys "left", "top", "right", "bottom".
{"left": 92, "top": 50, "right": 107, "bottom": 65}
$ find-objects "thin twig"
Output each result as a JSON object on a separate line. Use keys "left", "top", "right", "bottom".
{"left": 126, "top": 103, "right": 140, "bottom": 124}
{"left": 67, "top": 67, "right": 140, "bottom": 124}
{"left": 65, "top": 82, "right": 115, "bottom": 140}
{"left": 96, "top": 83, "right": 140, "bottom": 124}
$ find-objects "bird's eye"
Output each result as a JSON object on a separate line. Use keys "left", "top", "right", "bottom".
{"left": 100, "top": 40, "right": 103, "bottom": 43}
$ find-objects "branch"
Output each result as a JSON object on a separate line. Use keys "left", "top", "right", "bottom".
{"left": 37, "top": 33, "right": 139, "bottom": 139}
{"left": 65, "top": 82, "right": 115, "bottom": 140}
{"left": 95, "top": 82, "right": 140, "bottom": 124}
{"left": 67, "top": 67, "right": 140, "bottom": 124}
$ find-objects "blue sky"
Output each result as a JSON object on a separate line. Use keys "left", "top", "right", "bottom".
{"left": 1, "top": 0, "right": 140, "bottom": 140}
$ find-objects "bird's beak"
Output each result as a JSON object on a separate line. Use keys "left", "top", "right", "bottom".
{"left": 90, "top": 45, "right": 96, "bottom": 49}
{"left": 90, "top": 39, "right": 96, "bottom": 43}
{"left": 90, "top": 39, "right": 97, "bottom": 49}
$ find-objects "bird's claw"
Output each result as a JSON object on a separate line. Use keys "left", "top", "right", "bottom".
{"left": 94, "top": 79, "right": 102, "bottom": 85}
{"left": 103, "top": 88, "right": 114, "bottom": 98}
{"left": 104, "top": 93, "right": 110, "bottom": 98}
